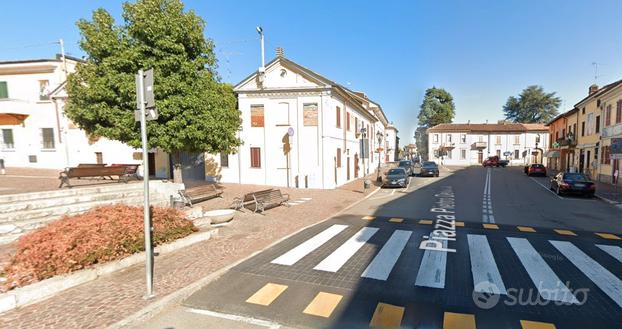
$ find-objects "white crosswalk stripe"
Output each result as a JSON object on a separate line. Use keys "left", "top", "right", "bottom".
{"left": 551, "top": 240, "right": 622, "bottom": 308}
{"left": 507, "top": 237, "right": 579, "bottom": 304}
{"left": 361, "top": 230, "right": 412, "bottom": 281}
{"left": 271, "top": 224, "right": 347, "bottom": 266}
{"left": 415, "top": 240, "right": 447, "bottom": 288}
{"left": 314, "top": 227, "right": 379, "bottom": 272}
{"left": 596, "top": 244, "right": 622, "bottom": 264}
{"left": 467, "top": 234, "right": 507, "bottom": 295}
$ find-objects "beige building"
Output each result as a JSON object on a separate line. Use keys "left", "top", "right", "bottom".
{"left": 597, "top": 79, "right": 622, "bottom": 184}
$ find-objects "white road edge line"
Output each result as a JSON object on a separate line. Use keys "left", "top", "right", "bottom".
{"left": 187, "top": 308, "right": 281, "bottom": 329}
{"left": 529, "top": 177, "right": 564, "bottom": 200}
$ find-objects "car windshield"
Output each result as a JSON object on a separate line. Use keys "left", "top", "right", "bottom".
{"left": 563, "top": 173, "right": 588, "bottom": 181}
{"left": 398, "top": 161, "right": 411, "bottom": 167}
{"left": 387, "top": 169, "right": 405, "bottom": 175}
{"left": 422, "top": 162, "right": 437, "bottom": 168}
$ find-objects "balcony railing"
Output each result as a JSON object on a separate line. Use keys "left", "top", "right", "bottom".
{"left": 555, "top": 137, "right": 577, "bottom": 147}
{"left": 472, "top": 141, "right": 487, "bottom": 149}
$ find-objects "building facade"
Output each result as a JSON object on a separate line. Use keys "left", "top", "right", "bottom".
{"left": 575, "top": 84, "right": 604, "bottom": 179}
{"left": 597, "top": 80, "right": 622, "bottom": 185}
{"left": 546, "top": 108, "right": 579, "bottom": 172}
{"left": 427, "top": 123, "right": 549, "bottom": 166}
{"left": 211, "top": 54, "right": 394, "bottom": 189}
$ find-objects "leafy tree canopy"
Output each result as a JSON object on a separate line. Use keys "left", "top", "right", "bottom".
{"left": 417, "top": 87, "right": 456, "bottom": 128}
{"left": 502, "top": 85, "right": 560, "bottom": 123}
{"left": 66, "top": 0, "right": 241, "bottom": 159}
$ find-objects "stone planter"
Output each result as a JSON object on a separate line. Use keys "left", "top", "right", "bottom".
{"left": 204, "top": 209, "right": 235, "bottom": 225}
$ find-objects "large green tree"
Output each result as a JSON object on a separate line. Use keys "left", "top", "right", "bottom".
{"left": 416, "top": 87, "right": 455, "bottom": 159}
{"left": 502, "top": 85, "right": 560, "bottom": 123}
{"left": 65, "top": 0, "right": 241, "bottom": 183}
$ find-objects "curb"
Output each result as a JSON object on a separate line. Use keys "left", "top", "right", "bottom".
{"left": 107, "top": 186, "right": 382, "bottom": 329}
{"left": 0, "top": 229, "right": 217, "bottom": 314}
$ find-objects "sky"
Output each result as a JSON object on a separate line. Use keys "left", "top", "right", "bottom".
{"left": 2, "top": 0, "right": 622, "bottom": 143}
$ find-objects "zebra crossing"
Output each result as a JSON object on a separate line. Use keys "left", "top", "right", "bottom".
{"left": 267, "top": 223, "right": 622, "bottom": 309}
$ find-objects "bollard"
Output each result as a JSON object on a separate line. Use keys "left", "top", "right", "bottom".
{"left": 305, "top": 175, "right": 308, "bottom": 188}
{"left": 295, "top": 175, "right": 299, "bottom": 188}
{"left": 0, "top": 159, "right": 4, "bottom": 175}
{"left": 364, "top": 179, "right": 371, "bottom": 190}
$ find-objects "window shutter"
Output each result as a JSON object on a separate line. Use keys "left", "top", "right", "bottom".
{"left": 0, "top": 82, "right": 8, "bottom": 99}
{"left": 336, "top": 107, "right": 341, "bottom": 128}
{"left": 336, "top": 148, "right": 341, "bottom": 167}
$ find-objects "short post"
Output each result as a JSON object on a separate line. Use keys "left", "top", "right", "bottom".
{"left": 0, "top": 158, "right": 5, "bottom": 175}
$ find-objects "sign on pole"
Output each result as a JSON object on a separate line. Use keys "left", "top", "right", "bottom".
{"left": 135, "top": 68, "right": 158, "bottom": 121}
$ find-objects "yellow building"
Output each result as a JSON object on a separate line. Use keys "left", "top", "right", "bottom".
{"left": 574, "top": 84, "right": 603, "bottom": 178}
{"left": 597, "top": 79, "right": 622, "bottom": 185}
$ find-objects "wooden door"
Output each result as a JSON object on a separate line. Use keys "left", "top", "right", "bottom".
{"left": 347, "top": 157, "right": 350, "bottom": 180}
{"left": 354, "top": 154, "right": 359, "bottom": 178}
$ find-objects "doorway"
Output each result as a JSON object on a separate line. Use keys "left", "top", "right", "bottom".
{"left": 477, "top": 151, "right": 483, "bottom": 164}
{"left": 347, "top": 157, "right": 351, "bottom": 180}
{"left": 354, "top": 154, "right": 359, "bottom": 178}
{"left": 148, "top": 152, "right": 156, "bottom": 176}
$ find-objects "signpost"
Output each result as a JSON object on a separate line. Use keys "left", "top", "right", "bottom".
{"left": 136, "top": 68, "right": 157, "bottom": 298}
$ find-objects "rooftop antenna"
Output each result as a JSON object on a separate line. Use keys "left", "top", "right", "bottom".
{"left": 592, "top": 62, "right": 602, "bottom": 82}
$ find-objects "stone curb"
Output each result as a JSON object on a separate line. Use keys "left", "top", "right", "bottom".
{"left": 0, "top": 229, "right": 217, "bottom": 314}
{"left": 106, "top": 186, "right": 382, "bottom": 329}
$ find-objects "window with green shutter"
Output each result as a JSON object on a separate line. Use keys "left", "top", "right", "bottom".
{"left": 0, "top": 81, "right": 8, "bottom": 99}
{"left": 41, "top": 128, "right": 55, "bottom": 149}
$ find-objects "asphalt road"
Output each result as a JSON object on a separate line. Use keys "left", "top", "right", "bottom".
{"left": 154, "top": 166, "right": 622, "bottom": 329}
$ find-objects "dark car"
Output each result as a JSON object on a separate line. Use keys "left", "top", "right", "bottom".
{"left": 419, "top": 161, "right": 439, "bottom": 177}
{"left": 549, "top": 172, "right": 595, "bottom": 197}
{"left": 383, "top": 168, "right": 409, "bottom": 188}
{"left": 397, "top": 160, "right": 413, "bottom": 176}
{"left": 526, "top": 164, "right": 547, "bottom": 176}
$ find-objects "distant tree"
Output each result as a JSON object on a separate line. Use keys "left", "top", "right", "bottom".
{"left": 414, "top": 127, "right": 428, "bottom": 160}
{"left": 417, "top": 87, "right": 456, "bottom": 128}
{"left": 65, "top": 0, "right": 241, "bottom": 183}
{"left": 502, "top": 85, "right": 560, "bottom": 123}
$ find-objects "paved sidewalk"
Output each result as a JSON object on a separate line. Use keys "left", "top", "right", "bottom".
{"left": 0, "top": 176, "right": 378, "bottom": 328}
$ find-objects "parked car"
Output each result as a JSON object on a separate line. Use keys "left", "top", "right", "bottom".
{"left": 383, "top": 168, "right": 409, "bottom": 188}
{"left": 526, "top": 164, "right": 547, "bottom": 176}
{"left": 419, "top": 161, "right": 440, "bottom": 177}
{"left": 549, "top": 172, "right": 595, "bottom": 197}
{"left": 483, "top": 156, "right": 499, "bottom": 167}
{"left": 498, "top": 159, "right": 509, "bottom": 167}
{"left": 397, "top": 160, "right": 413, "bottom": 176}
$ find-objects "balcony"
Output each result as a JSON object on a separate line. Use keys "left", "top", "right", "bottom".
{"left": 555, "top": 137, "right": 577, "bottom": 148}
{"left": 472, "top": 141, "right": 487, "bottom": 149}
{"left": 441, "top": 142, "right": 455, "bottom": 150}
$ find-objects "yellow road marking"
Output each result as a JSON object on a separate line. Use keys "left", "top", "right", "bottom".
{"left": 443, "top": 312, "right": 476, "bottom": 329}
{"left": 554, "top": 229, "right": 576, "bottom": 236}
{"left": 483, "top": 223, "right": 499, "bottom": 230}
{"left": 245, "top": 283, "right": 288, "bottom": 306}
{"left": 369, "top": 302, "right": 404, "bottom": 328}
{"left": 520, "top": 319, "right": 557, "bottom": 329}
{"left": 303, "top": 292, "right": 343, "bottom": 318}
{"left": 362, "top": 216, "right": 376, "bottom": 221}
{"left": 517, "top": 226, "right": 536, "bottom": 233}
{"left": 418, "top": 220, "right": 433, "bottom": 225}
{"left": 595, "top": 233, "right": 622, "bottom": 240}
{"left": 454, "top": 221, "right": 465, "bottom": 227}
{"left": 389, "top": 218, "right": 404, "bottom": 223}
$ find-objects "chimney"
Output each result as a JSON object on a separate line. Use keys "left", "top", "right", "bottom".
{"left": 589, "top": 84, "right": 599, "bottom": 95}
{"left": 276, "top": 47, "right": 284, "bottom": 58}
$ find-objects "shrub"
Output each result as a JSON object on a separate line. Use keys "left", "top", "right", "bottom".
{"left": 1, "top": 205, "right": 196, "bottom": 292}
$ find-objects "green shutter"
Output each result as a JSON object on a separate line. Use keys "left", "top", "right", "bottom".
{"left": 0, "top": 81, "right": 8, "bottom": 99}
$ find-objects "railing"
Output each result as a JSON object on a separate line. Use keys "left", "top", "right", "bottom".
{"left": 472, "top": 141, "right": 486, "bottom": 148}
{"left": 555, "top": 137, "right": 577, "bottom": 147}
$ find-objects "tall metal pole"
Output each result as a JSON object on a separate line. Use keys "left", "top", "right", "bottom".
{"left": 138, "top": 69, "right": 154, "bottom": 298}
{"left": 260, "top": 30, "right": 265, "bottom": 68}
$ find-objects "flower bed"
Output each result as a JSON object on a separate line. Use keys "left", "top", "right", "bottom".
{"left": 0, "top": 205, "right": 196, "bottom": 292}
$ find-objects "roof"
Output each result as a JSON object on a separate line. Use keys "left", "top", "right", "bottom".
{"left": 0, "top": 54, "right": 84, "bottom": 65}
{"left": 546, "top": 108, "right": 579, "bottom": 126}
{"left": 427, "top": 123, "right": 548, "bottom": 133}
{"left": 574, "top": 79, "right": 622, "bottom": 107}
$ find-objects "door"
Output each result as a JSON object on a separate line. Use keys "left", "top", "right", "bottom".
{"left": 170, "top": 152, "right": 206, "bottom": 187}
{"left": 354, "top": 154, "right": 359, "bottom": 178}
{"left": 477, "top": 151, "right": 483, "bottom": 164}
{"left": 347, "top": 157, "right": 350, "bottom": 180}
{"left": 148, "top": 152, "right": 156, "bottom": 176}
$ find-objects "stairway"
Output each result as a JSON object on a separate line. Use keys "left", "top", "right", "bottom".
{"left": 0, "top": 183, "right": 172, "bottom": 245}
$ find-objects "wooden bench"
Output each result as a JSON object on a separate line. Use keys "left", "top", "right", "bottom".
{"left": 58, "top": 166, "right": 131, "bottom": 188}
{"left": 178, "top": 184, "right": 223, "bottom": 206}
{"left": 110, "top": 164, "right": 141, "bottom": 180}
{"left": 77, "top": 163, "right": 107, "bottom": 168}
{"left": 233, "top": 189, "right": 290, "bottom": 213}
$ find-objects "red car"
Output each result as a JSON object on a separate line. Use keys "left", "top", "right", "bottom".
{"left": 483, "top": 156, "right": 499, "bottom": 167}
{"left": 526, "top": 164, "right": 547, "bottom": 176}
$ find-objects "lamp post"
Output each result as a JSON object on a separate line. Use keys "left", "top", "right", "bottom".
{"left": 376, "top": 130, "right": 383, "bottom": 182}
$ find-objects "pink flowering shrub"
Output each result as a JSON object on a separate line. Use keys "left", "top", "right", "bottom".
{"left": 1, "top": 205, "right": 196, "bottom": 292}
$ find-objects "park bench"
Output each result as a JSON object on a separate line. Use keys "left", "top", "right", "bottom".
{"left": 232, "top": 189, "right": 290, "bottom": 213}
{"left": 178, "top": 184, "right": 224, "bottom": 206}
{"left": 58, "top": 166, "right": 131, "bottom": 188}
{"left": 110, "top": 164, "right": 141, "bottom": 180}
{"left": 77, "top": 163, "right": 106, "bottom": 168}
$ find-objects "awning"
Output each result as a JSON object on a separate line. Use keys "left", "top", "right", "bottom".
{"left": 0, "top": 100, "right": 31, "bottom": 125}
{"left": 545, "top": 150, "right": 561, "bottom": 158}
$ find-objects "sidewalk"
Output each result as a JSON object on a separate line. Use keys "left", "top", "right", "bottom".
{"left": 0, "top": 176, "right": 378, "bottom": 328}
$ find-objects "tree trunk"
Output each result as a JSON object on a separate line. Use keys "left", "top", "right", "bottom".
{"left": 172, "top": 151, "right": 183, "bottom": 184}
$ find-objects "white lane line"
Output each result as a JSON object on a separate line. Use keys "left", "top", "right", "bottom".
{"left": 597, "top": 245, "right": 622, "bottom": 264}
{"left": 507, "top": 237, "right": 579, "bottom": 304}
{"left": 187, "top": 308, "right": 281, "bottom": 329}
{"left": 530, "top": 177, "right": 564, "bottom": 200}
{"left": 271, "top": 224, "right": 348, "bottom": 266}
{"left": 314, "top": 227, "right": 379, "bottom": 272}
{"left": 361, "top": 230, "right": 412, "bottom": 281}
{"left": 468, "top": 234, "right": 507, "bottom": 295}
{"left": 415, "top": 240, "right": 447, "bottom": 288}
{"left": 552, "top": 241, "right": 622, "bottom": 308}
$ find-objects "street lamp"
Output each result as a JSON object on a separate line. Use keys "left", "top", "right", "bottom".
{"left": 376, "top": 130, "right": 383, "bottom": 182}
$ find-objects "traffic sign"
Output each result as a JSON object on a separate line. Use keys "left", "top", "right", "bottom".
{"left": 503, "top": 151, "right": 511, "bottom": 156}
{"left": 287, "top": 127, "right": 294, "bottom": 136}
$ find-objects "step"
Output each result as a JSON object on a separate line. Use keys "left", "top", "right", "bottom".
{"left": 0, "top": 195, "right": 169, "bottom": 224}
{"left": 0, "top": 182, "right": 146, "bottom": 204}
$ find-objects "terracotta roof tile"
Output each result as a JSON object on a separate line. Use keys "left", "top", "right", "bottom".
{"left": 427, "top": 123, "right": 547, "bottom": 133}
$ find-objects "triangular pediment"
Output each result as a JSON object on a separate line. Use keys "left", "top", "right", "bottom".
{"left": 234, "top": 57, "right": 332, "bottom": 92}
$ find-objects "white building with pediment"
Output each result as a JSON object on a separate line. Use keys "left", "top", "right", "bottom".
{"left": 211, "top": 51, "right": 394, "bottom": 189}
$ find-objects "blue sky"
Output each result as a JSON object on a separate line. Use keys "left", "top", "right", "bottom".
{"left": 2, "top": 0, "right": 622, "bottom": 142}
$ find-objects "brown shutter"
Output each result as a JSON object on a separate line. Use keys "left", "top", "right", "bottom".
{"left": 336, "top": 107, "right": 341, "bottom": 128}
{"left": 346, "top": 112, "right": 350, "bottom": 131}
{"left": 250, "top": 147, "right": 261, "bottom": 168}
{"left": 336, "top": 148, "right": 341, "bottom": 167}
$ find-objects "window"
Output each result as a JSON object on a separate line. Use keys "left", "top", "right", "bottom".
{"left": 336, "top": 106, "right": 341, "bottom": 128}
{"left": 582, "top": 107, "right": 585, "bottom": 114}
{"left": 460, "top": 134, "right": 466, "bottom": 143}
{"left": 336, "top": 148, "right": 342, "bottom": 167}
{"left": 460, "top": 149, "right": 466, "bottom": 159}
{"left": 354, "top": 117, "right": 358, "bottom": 132}
{"left": 275, "top": 102, "right": 290, "bottom": 126}
{"left": 447, "top": 134, "right": 452, "bottom": 143}
{"left": 433, "top": 134, "right": 439, "bottom": 143}
{"left": 595, "top": 115, "right": 600, "bottom": 133}
{"left": 495, "top": 136, "right": 501, "bottom": 145}
{"left": 514, "top": 150, "right": 520, "bottom": 159}
{"left": 446, "top": 150, "right": 452, "bottom": 159}
{"left": 0, "top": 81, "right": 8, "bottom": 99}
{"left": 1, "top": 129, "right": 14, "bottom": 149}
{"left": 562, "top": 129, "right": 565, "bottom": 138}
{"left": 250, "top": 147, "right": 261, "bottom": 168}
{"left": 581, "top": 121, "right": 585, "bottom": 136}
{"left": 41, "top": 128, "right": 55, "bottom": 149}
{"left": 478, "top": 135, "right": 484, "bottom": 142}
{"left": 514, "top": 135, "right": 520, "bottom": 144}
{"left": 220, "top": 153, "right": 229, "bottom": 167}
{"left": 617, "top": 100, "right": 622, "bottom": 124}
{"left": 602, "top": 146, "right": 611, "bottom": 165}
{"left": 39, "top": 80, "right": 50, "bottom": 101}
{"left": 496, "top": 149, "right": 501, "bottom": 157}
{"left": 605, "top": 105, "right": 612, "bottom": 126}
{"left": 303, "top": 103, "right": 318, "bottom": 126}
{"left": 346, "top": 112, "right": 351, "bottom": 131}
{"left": 250, "top": 105, "right": 264, "bottom": 127}
{"left": 95, "top": 152, "right": 103, "bottom": 164}
{"left": 587, "top": 113, "right": 594, "bottom": 135}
